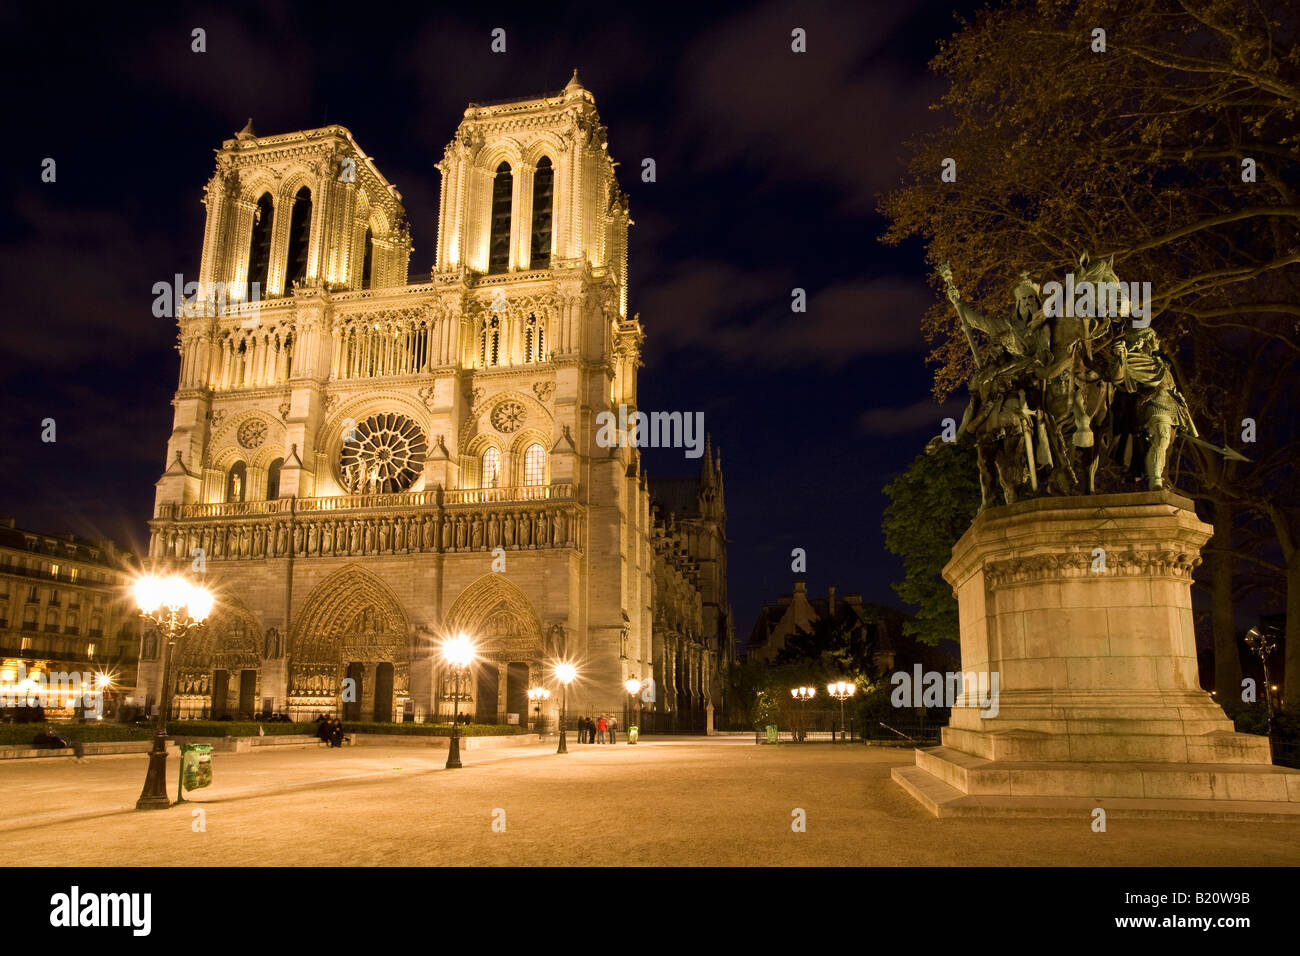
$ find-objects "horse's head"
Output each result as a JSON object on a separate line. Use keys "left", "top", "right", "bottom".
{"left": 1077, "top": 251, "right": 1130, "bottom": 318}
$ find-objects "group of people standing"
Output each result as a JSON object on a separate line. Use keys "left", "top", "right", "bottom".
{"left": 577, "top": 714, "right": 618, "bottom": 744}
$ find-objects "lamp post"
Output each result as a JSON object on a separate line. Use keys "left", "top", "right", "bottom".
{"left": 624, "top": 677, "right": 642, "bottom": 744}
{"left": 527, "top": 686, "right": 551, "bottom": 735}
{"left": 555, "top": 662, "right": 576, "bottom": 754}
{"left": 791, "top": 686, "right": 816, "bottom": 742}
{"left": 441, "top": 633, "right": 476, "bottom": 769}
{"left": 826, "top": 680, "right": 857, "bottom": 743}
{"left": 134, "top": 574, "right": 214, "bottom": 810}
{"left": 1245, "top": 626, "right": 1280, "bottom": 762}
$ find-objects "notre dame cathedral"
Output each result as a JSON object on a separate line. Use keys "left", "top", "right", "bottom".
{"left": 140, "top": 73, "right": 735, "bottom": 731}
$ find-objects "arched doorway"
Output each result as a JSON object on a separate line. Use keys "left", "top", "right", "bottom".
{"left": 289, "top": 565, "right": 410, "bottom": 722}
{"left": 174, "top": 605, "right": 263, "bottom": 719}
{"left": 443, "top": 574, "right": 545, "bottom": 726}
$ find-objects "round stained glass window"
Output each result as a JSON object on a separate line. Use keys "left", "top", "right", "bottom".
{"left": 339, "top": 413, "right": 427, "bottom": 493}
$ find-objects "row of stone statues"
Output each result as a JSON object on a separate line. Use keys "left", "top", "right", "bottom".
{"left": 154, "top": 508, "right": 579, "bottom": 560}
{"left": 934, "top": 254, "right": 1241, "bottom": 509}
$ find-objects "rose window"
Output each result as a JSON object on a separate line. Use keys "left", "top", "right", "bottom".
{"left": 339, "top": 413, "right": 427, "bottom": 493}
{"left": 491, "top": 401, "right": 525, "bottom": 433}
{"left": 237, "top": 418, "right": 267, "bottom": 449}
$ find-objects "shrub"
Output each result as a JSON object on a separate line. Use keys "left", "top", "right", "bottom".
{"left": 0, "top": 723, "right": 153, "bottom": 745}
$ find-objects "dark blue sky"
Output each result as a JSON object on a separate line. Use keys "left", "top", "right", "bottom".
{"left": 0, "top": 0, "right": 983, "bottom": 634}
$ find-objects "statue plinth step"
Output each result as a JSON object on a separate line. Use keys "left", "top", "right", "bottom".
{"left": 892, "top": 746, "right": 1300, "bottom": 820}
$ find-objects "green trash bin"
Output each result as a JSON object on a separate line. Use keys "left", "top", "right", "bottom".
{"left": 627, "top": 725, "right": 639, "bottom": 745}
{"left": 178, "top": 743, "right": 213, "bottom": 801}
{"left": 765, "top": 724, "right": 779, "bottom": 745}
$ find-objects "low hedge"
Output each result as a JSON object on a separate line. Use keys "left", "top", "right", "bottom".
{"left": 164, "top": 720, "right": 529, "bottom": 738}
{"left": 0, "top": 719, "right": 531, "bottom": 746}
{"left": 347, "top": 721, "right": 529, "bottom": 737}
{"left": 0, "top": 723, "right": 153, "bottom": 745}
{"left": 167, "top": 721, "right": 318, "bottom": 738}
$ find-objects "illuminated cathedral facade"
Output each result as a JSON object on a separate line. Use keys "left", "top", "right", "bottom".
{"left": 140, "top": 74, "right": 734, "bottom": 731}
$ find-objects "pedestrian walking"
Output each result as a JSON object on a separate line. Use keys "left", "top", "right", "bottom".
{"left": 607, "top": 714, "right": 617, "bottom": 744}
{"left": 596, "top": 714, "right": 608, "bottom": 744}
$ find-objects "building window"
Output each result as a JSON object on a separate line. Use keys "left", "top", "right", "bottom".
{"left": 481, "top": 447, "right": 501, "bottom": 488}
{"left": 283, "top": 186, "right": 312, "bottom": 295}
{"left": 488, "top": 162, "right": 512, "bottom": 274}
{"left": 49, "top": 590, "right": 60, "bottom": 606}
{"left": 247, "top": 192, "right": 273, "bottom": 300}
{"left": 530, "top": 156, "right": 553, "bottom": 268}
{"left": 45, "top": 609, "right": 59, "bottom": 631}
{"left": 523, "top": 443, "right": 545, "bottom": 486}
{"left": 50, "top": 563, "right": 59, "bottom": 578}
{"left": 69, "top": 568, "right": 78, "bottom": 583}
{"left": 267, "top": 458, "right": 283, "bottom": 500}
{"left": 87, "top": 643, "right": 95, "bottom": 658}
{"left": 524, "top": 314, "right": 545, "bottom": 363}
{"left": 361, "top": 227, "right": 374, "bottom": 289}
{"left": 480, "top": 316, "right": 501, "bottom": 367}
{"left": 20, "top": 636, "right": 31, "bottom": 651}
{"left": 227, "top": 462, "right": 247, "bottom": 503}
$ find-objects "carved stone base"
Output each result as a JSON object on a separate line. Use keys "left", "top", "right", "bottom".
{"left": 893, "top": 491, "right": 1300, "bottom": 819}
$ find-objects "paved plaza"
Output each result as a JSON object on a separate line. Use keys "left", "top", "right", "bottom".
{"left": 3, "top": 738, "right": 1299, "bottom": 867}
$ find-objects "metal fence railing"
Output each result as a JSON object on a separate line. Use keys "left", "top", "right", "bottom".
{"left": 754, "top": 713, "right": 945, "bottom": 746}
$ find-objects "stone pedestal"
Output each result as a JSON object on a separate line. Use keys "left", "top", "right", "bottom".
{"left": 893, "top": 491, "right": 1300, "bottom": 819}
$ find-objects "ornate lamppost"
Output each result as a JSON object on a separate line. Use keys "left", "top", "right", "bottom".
{"left": 554, "top": 662, "right": 577, "bottom": 754}
{"left": 1245, "top": 626, "right": 1280, "bottom": 761}
{"left": 527, "top": 685, "right": 551, "bottom": 734}
{"left": 624, "top": 677, "right": 642, "bottom": 744}
{"left": 441, "top": 633, "right": 477, "bottom": 769}
{"left": 134, "top": 574, "right": 214, "bottom": 810}
{"left": 826, "top": 680, "right": 857, "bottom": 743}
{"left": 791, "top": 686, "right": 816, "bottom": 742}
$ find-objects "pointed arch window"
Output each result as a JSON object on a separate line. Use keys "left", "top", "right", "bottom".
{"left": 481, "top": 447, "right": 501, "bottom": 488}
{"left": 227, "top": 462, "right": 247, "bottom": 503}
{"left": 283, "top": 186, "right": 312, "bottom": 295}
{"left": 246, "top": 193, "right": 273, "bottom": 301}
{"left": 480, "top": 316, "right": 501, "bottom": 367}
{"left": 488, "top": 162, "right": 513, "bottom": 274}
{"left": 523, "top": 443, "right": 546, "bottom": 486}
{"left": 524, "top": 314, "right": 545, "bottom": 363}
{"left": 266, "top": 458, "right": 284, "bottom": 500}
{"left": 361, "top": 226, "right": 374, "bottom": 289}
{"left": 530, "top": 156, "right": 553, "bottom": 268}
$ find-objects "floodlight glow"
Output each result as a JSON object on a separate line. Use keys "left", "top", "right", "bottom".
{"left": 134, "top": 576, "right": 165, "bottom": 614}
{"left": 441, "top": 633, "right": 476, "bottom": 669}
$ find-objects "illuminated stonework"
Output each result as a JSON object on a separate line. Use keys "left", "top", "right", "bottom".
{"left": 145, "top": 75, "right": 735, "bottom": 729}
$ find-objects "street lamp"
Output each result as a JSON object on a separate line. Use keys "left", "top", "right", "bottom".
{"left": 441, "top": 633, "right": 476, "bottom": 769}
{"left": 624, "top": 677, "right": 642, "bottom": 744}
{"left": 826, "top": 680, "right": 857, "bottom": 743}
{"left": 134, "top": 574, "right": 214, "bottom": 810}
{"left": 527, "top": 685, "right": 551, "bottom": 734}
{"left": 791, "top": 686, "right": 816, "bottom": 742}
{"left": 1245, "top": 626, "right": 1280, "bottom": 761}
{"left": 554, "top": 662, "right": 577, "bottom": 754}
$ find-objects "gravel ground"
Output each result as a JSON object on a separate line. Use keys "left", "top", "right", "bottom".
{"left": 2, "top": 738, "right": 1298, "bottom": 866}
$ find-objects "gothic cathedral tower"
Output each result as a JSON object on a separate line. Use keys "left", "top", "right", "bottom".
{"left": 142, "top": 74, "right": 712, "bottom": 729}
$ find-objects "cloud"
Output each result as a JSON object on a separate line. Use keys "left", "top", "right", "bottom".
{"left": 859, "top": 396, "right": 965, "bottom": 436}
{"left": 637, "top": 265, "right": 931, "bottom": 367}
{"left": 679, "top": 0, "right": 946, "bottom": 213}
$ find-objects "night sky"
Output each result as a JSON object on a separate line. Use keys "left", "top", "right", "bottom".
{"left": 0, "top": 1, "right": 985, "bottom": 638}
